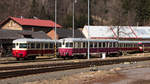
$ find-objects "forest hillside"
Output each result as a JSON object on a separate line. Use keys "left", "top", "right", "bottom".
{"left": 0, "top": 0, "right": 150, "bottom": 28}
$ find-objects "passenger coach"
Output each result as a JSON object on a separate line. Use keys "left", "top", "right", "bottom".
{"left": 12, "top": 38, "right": 57, "bottom": 60}
{"left": 118, "top": 41, "right": 140, "bottom": 54}
{"left": 58, "top": 38, "right": 118, "bottom": 58}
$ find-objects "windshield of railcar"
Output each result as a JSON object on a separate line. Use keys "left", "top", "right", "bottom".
{"left": 19, "top": 43, "right": 28, "bottom": 48}
{"left": 138, "top": 43, "right": 142, "bottom": 47}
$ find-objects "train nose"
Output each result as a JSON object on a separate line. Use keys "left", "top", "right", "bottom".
{"left": 18, "top": 53, "right": 23, "bottom": 57}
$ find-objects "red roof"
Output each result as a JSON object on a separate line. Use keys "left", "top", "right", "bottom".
{"left": 1, "top": 16, "right": 62, "bottom": 28}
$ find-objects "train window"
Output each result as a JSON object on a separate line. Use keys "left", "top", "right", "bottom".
{"left": 104, "top": 42, "right": 107, "bottom": 48}
{"left": 102, "top": 42, "right": 104, "bottom": 48}
{"left": 112, "top": 42, "right": 114, "bottom": 47}
{"left": 70, "top": 43, "right": 73, "bottom": 47}
{"left": 83, "top": 42, "right": 86, "bottom": 48}
{"left": 31, "top": 43, "right": 35, "bottom": 48}
{"left": 126, "top": 44, "right": 128, "bottom": 48}
{"left": 124, "top": 43, "right": 126, "bottom": 48}
{"left": 90, "top": 42, "right": 93, "bottom": 48}
{"left": 74, "top": 42, "right": 78, "bottom": 48}
{"left": 128, "top": 44, "right": 130, "bottom": 47}
{"left": 66, "top": 43, "right": 69, "bottom": 47}
{"left": 99, "top": 43, "right": 101, "bottom": 48}
{"left": 36, "top": 43, "right": 41, "bottom": 48}
{"left": 121, "top": 43, "right": 123, "bottom": 48}
{"left": 120, "top": 43, "right": 122, "bottom": 47}
{"left": 19, "top": 43, "right": 27, "bottom": 48}
{"left": 27, "top": 43, "right": 30, "bottom": 48}
{"left": 109, "top": 43, "right": 112, "bottom": 48}
{"left": 57, "top": 43, "right": 61, "bottom": 47}
{"left": 119, "top": 43, "right": 121, "bottom": 48}
{"left": 94, "top": 42, "right": 97, "bottom": 48}
{"left": 106, "top": 42, "right": 108, "bottom": 48}
{"left": 78, "top": 42, "right": 81, "bottom": 48}
{"left": 112, "top": 42, "right": 115, "bottom": 47}
{"left": 116, "top": 42, "right": 118, "bottom": 47}
{"left": 45, "top": 43, "right": 48, "bottom": 48}
{"left": 49, "top": 43, "right": 54, "bottom": 48}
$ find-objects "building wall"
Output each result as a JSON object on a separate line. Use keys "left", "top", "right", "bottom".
{"left": 82, "top": 27, "right": 88, "bottom": 38}
{"left": 1, "top": 20, "right": 23, "bottom": 30}
{"left": 22, "top": 26, "right": 52, "bottom": 33}
{"left": 47, "top": 29, "right": 59, "bottom": 40}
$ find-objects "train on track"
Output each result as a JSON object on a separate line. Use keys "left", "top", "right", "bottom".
{"left": 12, "top": 38, "right": 150, "bottom": 60}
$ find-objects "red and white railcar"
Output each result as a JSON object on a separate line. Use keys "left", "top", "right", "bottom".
{"left": 138, "top": 41, "right": 150, "bottom": 52}
{"left": 12, "top": 38, "right": 56, "bottom": 60}
{"left": 118, "top": 41, "right": 140, "bottom": 53}
{"left": 58, "top": 38, "right": 118, "bottom": 58}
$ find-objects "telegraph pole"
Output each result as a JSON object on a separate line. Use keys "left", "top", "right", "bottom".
{"left": 87, "top": 0, "right": 90, "bottom": 59}
{"left": 54, "top": 0, "right": 57, "bottom": 58}
{"left": 72, "top": 0, "right": 77, "bottom": 38}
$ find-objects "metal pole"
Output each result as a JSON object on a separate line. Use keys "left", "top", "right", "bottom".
{"left": 87, "top": 0, "right": 90, "bottom": 59}
{"left": 54, "top": 0, "right": 57, "bottom": 58}
{"left": 72, "top": 0, "right": 75, "bottom": 38}
{"left": 73, "top": 0, "right": 77, "bottom": 38}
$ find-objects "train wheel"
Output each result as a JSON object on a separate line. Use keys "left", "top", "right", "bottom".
{"left": 63, "top": 57, "right": 66, "bottom": 60}
{"left": 16, "top": 58, "right": 20, "bottom": 61}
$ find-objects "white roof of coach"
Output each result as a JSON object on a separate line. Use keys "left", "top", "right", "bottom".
{"left": 13, "top": 38, "right": 56, "bottom": 43}
{"left": 140, "top": 41, "right": 150, "bottom": 43}
{"left": 118, "top": 41, "right": 140, "bottom": 43}
{"left": 59, "top": 38, "right": 118, "bottom": 42}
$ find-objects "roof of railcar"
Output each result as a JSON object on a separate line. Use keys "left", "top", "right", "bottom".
{"left": 13, "top": 38, "right": 57, "bottom": 43}
{"left": 140, "top": 41, "right": 150, "bottom": 43}
{"left": 59, "top": 38, "right": 118, "bottom": 42}
{"left": 118, "top": 41, "right": 140, "bottom": 43}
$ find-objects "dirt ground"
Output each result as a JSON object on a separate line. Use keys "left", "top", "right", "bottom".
{"left": 23, "top": 63, "right": 150, "bottom": 84}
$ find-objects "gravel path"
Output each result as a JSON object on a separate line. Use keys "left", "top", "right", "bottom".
{"left": 0, "top": 59, "right": 150, "bottom": 84}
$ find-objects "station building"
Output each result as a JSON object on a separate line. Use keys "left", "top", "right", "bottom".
{"left": 0, "top": 16, "right": 62, "bottom": 38}
{"left": 82, "top": 26, "right": 150, "bottom": 41}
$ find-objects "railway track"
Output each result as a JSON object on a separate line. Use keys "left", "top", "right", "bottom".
{"left": 0, "top": 56, "right": 150, "bottom": 79}
{"left": 0, "top": 58, "right": 63, "bottom": 64}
